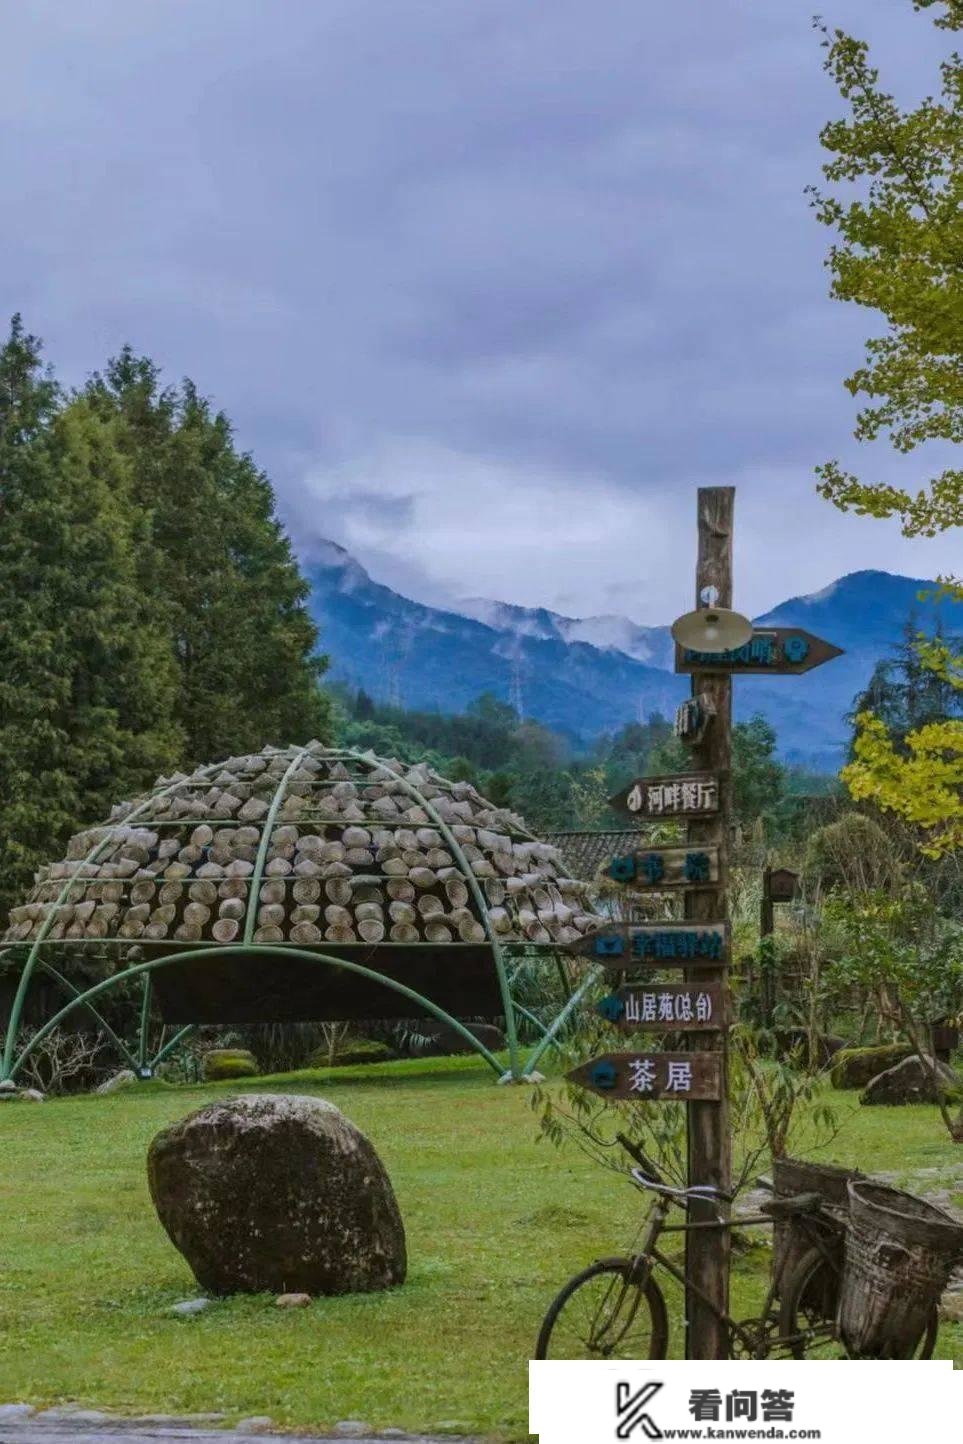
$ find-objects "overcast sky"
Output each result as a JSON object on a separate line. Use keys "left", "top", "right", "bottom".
{"left": 2, "top": 0, "right": 959, "bottom": 623}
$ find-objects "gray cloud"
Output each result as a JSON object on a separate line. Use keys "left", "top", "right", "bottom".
{"left": 1, "top": 0, "right": 958, "bottom": 624}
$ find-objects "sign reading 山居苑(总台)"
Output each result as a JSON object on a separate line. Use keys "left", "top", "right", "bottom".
{"left": 597, "top": 982, "right": 729, "bottom": 1032}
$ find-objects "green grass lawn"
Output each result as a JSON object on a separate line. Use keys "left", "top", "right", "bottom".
{"left": 1, "top": 1057, "right": 961, "bottom": 1441}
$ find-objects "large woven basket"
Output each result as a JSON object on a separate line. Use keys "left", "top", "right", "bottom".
{"left": 839, "top": 1180, "right": 963, "bottom": 1357}
{"left": 771, "top": 1157, "right": 860, "bottom": 1303}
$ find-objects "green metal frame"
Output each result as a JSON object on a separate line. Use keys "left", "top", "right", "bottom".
{"left": 0, "top": 745, "right": 599, "bottom": 1086}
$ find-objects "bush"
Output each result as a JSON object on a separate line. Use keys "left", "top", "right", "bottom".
{"left": 202, "top": 1048, "right": 259, "bottom": 1082}
{"left": 830, "top": 1042, "right": 913, "bottom": 1090}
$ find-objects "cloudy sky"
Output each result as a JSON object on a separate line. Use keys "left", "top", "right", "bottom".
{"left": 2, "top": 0, "right": 958, "bottom": 623}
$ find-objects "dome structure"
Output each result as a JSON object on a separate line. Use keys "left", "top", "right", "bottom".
{"left": 0, "top": 743, "right": 606, "bottom": 1084}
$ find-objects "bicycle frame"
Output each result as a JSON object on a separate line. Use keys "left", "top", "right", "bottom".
{"left": 626, "top": 1193, "right": 840, "bottom": 1358}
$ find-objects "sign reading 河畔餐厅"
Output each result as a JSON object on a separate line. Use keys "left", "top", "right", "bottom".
{"left": 564, "top": 921, "right": 729, "bottom": 965}
{"left": 567, "top": 1051, "right": 722, "bottom": 1101}
{"left": 609, "top": 771, "right": 719, "bottom": 820}
{"left": 674, "top": 627, "right": 843, "bottom": 676}
{"left": 597, "top": 982, "right": 728, "bottom": 1031}
{"left": 607, "top": 845, "right": 719, "bottom": 889}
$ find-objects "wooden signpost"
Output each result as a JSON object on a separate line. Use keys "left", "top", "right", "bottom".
{"left": 567, "top": 1051, "right": 723, "bottom": 1102}
{"left": 566, "top": 920, "right": 730, "bottom": 966}
{"left": 758, "top": 867, "right": 801, "bottom": 1024}
{"left": 606, "top": 845, "right": 720, "bottom": 889}
{"left": 563, "top": 487, "right": 843, "bottom": 1361}
{"left": 597, "top": 982, "right": 729, "bottom": 1031}
{"left": 609, "top": 771, "right": 720, "bottom": 821}
{"left": 675, "top": 627, "right": 843, "bottom": 676}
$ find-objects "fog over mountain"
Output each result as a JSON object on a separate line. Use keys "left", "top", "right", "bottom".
{"left": 307, "top": 541, "right": 952, "bottom": 772}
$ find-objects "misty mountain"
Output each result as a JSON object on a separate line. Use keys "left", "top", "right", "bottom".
{"left": 306, "top": 542, "right": 951, "bottom": 771}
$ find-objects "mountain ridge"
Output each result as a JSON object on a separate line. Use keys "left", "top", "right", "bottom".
{"left": 305, "top": 544, "right": 950, "bottom": 772}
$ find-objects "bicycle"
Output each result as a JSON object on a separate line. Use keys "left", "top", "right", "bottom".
{"left": 535, "top": 1133, "right": 939, "bottom": 1360}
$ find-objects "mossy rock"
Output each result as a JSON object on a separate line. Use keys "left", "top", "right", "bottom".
{"left": 830, "top": 1043, "right": 913, "bottom": 1090}
{"left": 859, "top": 1054, "right": 962, "bottom": 1106}
{"left": 202, "top": 1048, "right": 260, "bottom": 1082}
{"left": 308, "top": 1038, "right": 395, "bottom": 1069}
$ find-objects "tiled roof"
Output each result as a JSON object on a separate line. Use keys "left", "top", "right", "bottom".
{"left": 544, "top": 829, "right": 647, "bottom": 882}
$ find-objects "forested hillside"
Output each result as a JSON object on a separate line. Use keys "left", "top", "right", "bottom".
{"left": 334, "top": 684, "right": 836, "bottom": 841}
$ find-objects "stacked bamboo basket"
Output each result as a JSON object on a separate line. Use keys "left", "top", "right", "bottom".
{"left": 3, "top": 743, "right": 604, "bottom": 952}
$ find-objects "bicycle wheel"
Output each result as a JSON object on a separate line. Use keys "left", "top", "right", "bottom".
{"left": 779, "top": 1246, "right": 843, "bottom": 1357}
{"left": 779, "top": 1247, "right": 939, "bottom": 1358}
{"left": 535, "top": 1260, "right": 669, "bottom": 1360}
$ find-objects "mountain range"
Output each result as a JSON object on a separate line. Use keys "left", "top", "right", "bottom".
{"left": 305, "top": 540, "right": 953, "bottom": 772}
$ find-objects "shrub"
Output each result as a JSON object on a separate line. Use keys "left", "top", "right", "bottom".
{"left": 202, "top": 1048, "right": 259, "bottom": 1082}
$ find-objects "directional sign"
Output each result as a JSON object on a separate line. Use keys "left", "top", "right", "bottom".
{"left": 675, "top": 628, "right": 843, "bottom": 676}
{"left": 597, "top": 982, "right": 729, "bottom": 1032}
{"left": 565, "top": 921, "right": 730, "bottom": 966}
{"left": 607, "top": 846, "right": 719, "bottom": 890}
{"left": 609, "top": 771, "right": 720, "bottom": 822}
{"left": 568, "top": 1051, "right": 722, "bottom": 1102}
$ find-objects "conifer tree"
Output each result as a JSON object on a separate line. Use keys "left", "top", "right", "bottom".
{"left": 0, "top": 320, "right": 182, "bottom": 911}
{"left": 84, "top": 350, "right": 331, "bottom": 762}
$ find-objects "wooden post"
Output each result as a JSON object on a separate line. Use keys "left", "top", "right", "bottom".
{"left": 684, "top": 487, "right": 733, "bottom": 1359}
{"left": 760, "top": 866, "right": 776, "bottom": 1028}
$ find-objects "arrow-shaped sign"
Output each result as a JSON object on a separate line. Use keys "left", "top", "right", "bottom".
{"left": 563, "top": 921, "right": 730, "bottom": 966}
{"left": 597, "top": 982, "right": 729, "bottom": 1032}
{"left": 608, "top": 771, "right": 720, "bottom": 822}
{"left": 568, "top": 1051, "right": 722, "bottom": 1101}
{"left": 675, "top": 627, "right": 843, "bottom": 676}
{"left": 607, "top": 845, "right": 719, "bottom": 890}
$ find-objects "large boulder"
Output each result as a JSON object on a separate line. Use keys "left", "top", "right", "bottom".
{"left": 830, "top": 1042, "right": 913, "bottom": 1090}
{"left": 860, "top": 1055, "right": 961, "bottom": 1106}
{"left": 147, "top": 1094, "right": 407, "bottom": 1296}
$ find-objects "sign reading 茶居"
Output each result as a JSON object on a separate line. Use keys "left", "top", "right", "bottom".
{"left": 675, "top": 627, "right": 843, "bottom": 675}
{"left": 607, "top": 845, "right": 719, "bottom": 889}
{"left": 567, "top": 1051, "right": 722, "bottom": 1101}
{"left": 565, "top": 920, "right": 730, "bottom": 966}
{"left": 597, "top": 982, "right": 729, "bottom": 1031}
{"left": 609, "top": 771, "right": 720, "bottom": 821}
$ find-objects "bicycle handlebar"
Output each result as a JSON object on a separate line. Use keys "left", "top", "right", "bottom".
{"left": 631, "top": 1168, "right": 735, "bottom": 1206}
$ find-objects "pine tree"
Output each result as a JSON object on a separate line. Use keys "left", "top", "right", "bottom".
{"left": 0, "top": 320, "right": 182, "bottom": 913}
{"left": 84, "top": 350, "right": 332, "bottom": 762}
{"left": 848, "top": 617, "right": 963, "bottom": 756}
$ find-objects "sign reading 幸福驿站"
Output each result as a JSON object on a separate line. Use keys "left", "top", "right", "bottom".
{"left": 564, "top": 921, "right": 730, "bottom": 966}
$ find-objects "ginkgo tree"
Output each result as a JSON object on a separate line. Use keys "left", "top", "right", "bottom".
{"left": 811, "top": 2, "right": 963, "bottom": 854}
